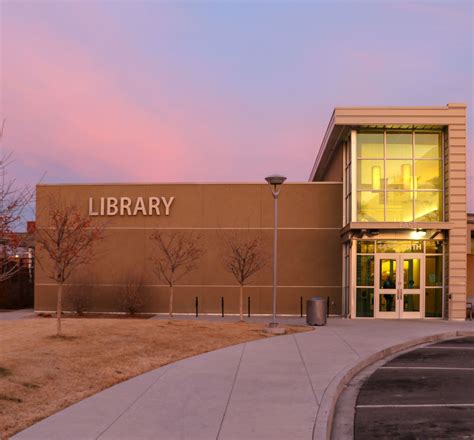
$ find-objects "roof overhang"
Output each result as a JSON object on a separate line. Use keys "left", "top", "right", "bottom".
{"left": 309, "top": 103, "right": 467, "bottom": 181}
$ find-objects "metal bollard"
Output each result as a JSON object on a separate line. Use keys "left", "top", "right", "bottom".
{"left": 327, "top": 296, "right": 330, "bottom": 317}
{"left": 300, "top": 296, "right": 303, "bottom": 317}
{"left": 248, "top": 296, "right": 251, "bottom": 318}
{"left": 195, "top": 297, "right": 199, "bottom": 318}
{"left": 221, "top": 296, "right": 224, "bottom": 317}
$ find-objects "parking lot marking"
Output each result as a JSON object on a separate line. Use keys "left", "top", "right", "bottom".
{"left": 357, "top": 404, "right": 474, "bottom": 409}
{"left": 380, "top": 366, "right": 474, "bottom": 371}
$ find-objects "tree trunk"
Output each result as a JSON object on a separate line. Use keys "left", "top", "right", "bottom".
{"left": 169, "top": 284, "right": 174, "bottom": 318}
{"left": 57, "top": 283, "right": 63, "bottom": 336}
{"left": 239, "top": 284, "right": 243, "bottom": 322}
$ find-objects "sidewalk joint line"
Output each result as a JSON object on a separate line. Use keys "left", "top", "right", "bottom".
{"left": 293, "top": 334, "right": 320, "bottom": 406}
{"left": 357, "top": 403, "right": 474, "bottom": 408}
{"left": 381, "top": 366, "right": 474, "bottom": 371}
{"left": 94, "top": 365, "right": 173, "bottom": 439}
{"left": 215, "top": 343, "right": 246, "bottom": 440}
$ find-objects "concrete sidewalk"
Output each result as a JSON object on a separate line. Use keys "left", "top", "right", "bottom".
{"left": 14, "top": 318, "right": 474, "bottom": 440}
{"left": 0, "top": 309, "right": 35, "bottom": 320}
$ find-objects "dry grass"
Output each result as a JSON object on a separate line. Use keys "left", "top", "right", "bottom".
{"left": 0, "top": 318, "right": 308, "bottom": 438}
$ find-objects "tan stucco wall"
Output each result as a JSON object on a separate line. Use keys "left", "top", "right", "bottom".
{"left": 467, "top": 254, "right": 474, "bottom": 301}
{"left": 35, "top": 183, "right": 343, "bottom": 315}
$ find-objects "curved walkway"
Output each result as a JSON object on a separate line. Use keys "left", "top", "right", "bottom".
{"left": 14, "top": 319, "right": 474, "bottom": 440}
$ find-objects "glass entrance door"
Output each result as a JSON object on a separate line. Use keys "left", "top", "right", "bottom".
{"left": 400, "top": 254, "right": 423, "bottom": 319}
{"left": 375, "top": 254, "right": 424, "bottom": 319}
{"left": 376, "top": 256, "right": 398, "bottom": 318}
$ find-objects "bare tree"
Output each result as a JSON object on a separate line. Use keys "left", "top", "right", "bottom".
{"left": 35, "top": 196, "right": 105, "bottom": 335}
{"left": 117, "top": 272, "right": 148, "bottom": 315}
{"left": 222, "top": 232, "right": 268, "bottom": 322}
{"left": 0, "top": 120, "right": 35, "bottom": 281}
{"left": 150, "top": 231, "right": 203, "bottom": 317}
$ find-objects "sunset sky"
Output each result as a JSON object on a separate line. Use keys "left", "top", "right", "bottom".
{"left": 1, "top": 1, "right": 473, "bottom": 209}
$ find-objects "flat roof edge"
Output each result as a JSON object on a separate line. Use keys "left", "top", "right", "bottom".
{"left": 36, "top": 181, "right": 344, "bottom": 187}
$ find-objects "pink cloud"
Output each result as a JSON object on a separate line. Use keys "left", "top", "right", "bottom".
{"left": 2, "top": 19, "right": 193, "bottom": 182}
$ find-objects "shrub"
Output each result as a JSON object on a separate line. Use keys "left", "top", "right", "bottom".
{"left": 66, "top": 280, "right": 93, "bottom": 315}
{"left": 117, "top": 273, "right": 148, "bottom": 315}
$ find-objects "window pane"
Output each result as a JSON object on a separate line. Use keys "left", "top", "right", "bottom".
{"left": 415, "top": 132, "right": 441, "bottom": 159}
{"left": 380, "top": 259, "right": 397, "bottom": 289}
{"left": 426, "top": 256, "right": 443, "bottom": 286}
{"left": 356, "top": 288, "right": 374, "bottom": 317}
{"left": 357, "top": 240, "right": 375, "bottom": 253}
{"left": 403, "top": 258, "right": 420, "bottom": 289}
{"left": 415, "top": 160, "right": 442, "bottom": 190}
{"left": 386, "top": 160, "right": 413, "bottom": 190}
{"left": 386, "top": 132, "right": 412, "bottom": 158}
{"left": 357, "top": 255, "right": 374, "bottom": 286}
{"left": 357, "top": 132, "right": 384, "bottom": 158}
{"left": 345, "top": 166, "right": 351, "bottom": 195}
{"left": 357, "top": 160, "right": 384, "bottom": 190}
{"left": 425, "top": 240, "right": 443, "bottom": 254}
{"left": 386, "top": 192, "right": 413, "bottom": 222}
{"left": 404, "top": 294, "right": 420, "bottom": 312}
{"left": 414, "top": 192, "right": 442, "bottom": 222}
{"left": 380, "top": 294, "right": 396, "bottom": 312}
{"left": 357, "top": 192, "right": 384, "bottom": 221}
{"left": 425, "top": 288, "right": 443, "bottom": 317}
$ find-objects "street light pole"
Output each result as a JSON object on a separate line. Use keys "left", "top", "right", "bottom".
{"left": 265, "top": 175, "right": 286, "bottom": 328}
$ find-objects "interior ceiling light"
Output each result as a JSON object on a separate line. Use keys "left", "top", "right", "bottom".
{"left": 414, "top": 228, "right": 427, "bottom": 238}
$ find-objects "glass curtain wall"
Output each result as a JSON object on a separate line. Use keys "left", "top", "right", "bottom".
{"left": 356, "top": 131, "right": 443, "bottom": 222}
{"left": 354, "top": 239, "right": 444, "bottom": 318}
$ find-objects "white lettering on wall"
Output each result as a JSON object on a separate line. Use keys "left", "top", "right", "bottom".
{"left": 149, "top": 197, "right": 160, "bottom": 215}
{"left": 161, "top": 196, "right": 174, "bottom": 216}
{"left": 89, "top": 198, "right": 99, "bottom": 216}
{"left": 120, "top": 197, "right": 132, "bottom": 216}
{"left": 88, "top": 197, "right": 175, "bottom": 217}
{"left": 107, "top": 197, "right": 119, "bottom": 216}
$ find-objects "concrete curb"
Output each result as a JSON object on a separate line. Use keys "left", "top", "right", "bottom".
{"left": 313, "top": 330, "right": 474, "bottom": 440}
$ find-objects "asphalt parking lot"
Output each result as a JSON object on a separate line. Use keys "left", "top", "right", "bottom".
{"left": 354, "top": 336, "right": 474, "bottom": 439}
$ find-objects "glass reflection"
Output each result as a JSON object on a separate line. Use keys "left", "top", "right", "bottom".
{"left": 426, "top": 240, "right": 443, "bottom": 253}
{"left": 404, "top": 294, "right": 420, "bottom": 312}
{"left": 403, "top": 259, "right": 420, "bottom": 289}
{"left": 357, "top": 160, "right": 384, "bottom": 190}
{"left": 380, "top": 259, "right": 397, "bottom": 289}
{"left": 426, "top": 256, "right": 442, "bottom": 286}
{"left": 425, "top": 288, "right": 443, "bottom": 317}
{"left": 357, "top": 192, "right": 384, "bottom": 221}
{"left": 386, "top": 132, "right": 412, "bottom": 158}
{"left": 414, "top": 192, "right": 442, "bottom": 221}
{"left": 414, "top": 133, "right": 441, "bottom": 159}
{"left": 357, "top": 133, "right": 384, "bottom": 158}
{"left": 380, "top": 294, "right": 396, "bottom": 312}
{"left": 415, "top": 160, "right": 442, "bottom": 190}
{"left": 356, "top": 288, "right": 374, "bottom": 317}
{"left": 386, "top": 192, "right": 413, "bottom": 222}
{"left": 386, "top": 160, "right": 413, "bottom": 190}
{"left": 357, "top": 255, "right": 374, "bottom": 286}
{"left": 357, "top": 241, "right": 375, "bottom": 253}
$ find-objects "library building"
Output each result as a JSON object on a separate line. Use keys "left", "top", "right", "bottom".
{"left": 35, "top": 104, "right": 473, "bottom": 320}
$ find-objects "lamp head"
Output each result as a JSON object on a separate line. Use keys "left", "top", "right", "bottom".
{"left": 265, "top": 175, "right": 287, "bottom": 186}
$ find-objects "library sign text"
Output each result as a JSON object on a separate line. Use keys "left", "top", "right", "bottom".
{"left": 88, "top": 197, "right": 175, "bottom": 216}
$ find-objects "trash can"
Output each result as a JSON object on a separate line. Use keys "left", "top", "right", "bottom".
{"left": 306, "top": 296, "right": 327, "bottom": 326}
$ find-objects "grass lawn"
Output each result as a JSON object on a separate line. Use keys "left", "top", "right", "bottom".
{"left": 0, "top": 317, "right": 308, "bottom": 438}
